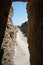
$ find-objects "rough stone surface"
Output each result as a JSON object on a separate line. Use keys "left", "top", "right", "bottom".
{"left": 27, "top": 1, "right": 43, "bottom": 65}
{"left": 0, "top": 1, "right": 12, "bottom": 65}
{"left": 19, "top": 22, "right": 27, "bottom": 36}
{"left": 1, "top": 6, "right": 17, "bottom": 65}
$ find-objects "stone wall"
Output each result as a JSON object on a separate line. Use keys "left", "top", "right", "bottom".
{"left": 1, "top": 6, "right": 16, "bottom": 65}
{"left": 27, "top": 1, "right": 43, "bottom": 65}
{"left": 19, "top": 22, "right": 27, "bottom": 36}
{"left": 0, "top": 1, "right": 12, "bottom": 65}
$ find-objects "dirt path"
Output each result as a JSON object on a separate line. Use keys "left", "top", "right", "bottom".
{"left": 14, "top": 28, "right": 30, "bottom": 65}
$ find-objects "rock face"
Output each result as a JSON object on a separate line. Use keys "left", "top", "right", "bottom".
{"left": 0, "top": 1, "right": 12, "bottom": 65}
{"left": 1, "top": 6, "right": 16, "bottom": 65}
{"left": 20, "top": 22, "right": 27, "bottom": 36}
{"left": 27, "top": 1, "right": 43, "bottom": 65}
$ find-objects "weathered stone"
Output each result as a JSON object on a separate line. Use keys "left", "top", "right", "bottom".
{"left": 20, "top": 22, "right": 27, "bottom": 36}
{"left": 27, "top": 1, "right": 43, "bottom": 65}
{"left": 1, "top": 6, "right": 16, "bottom": 65}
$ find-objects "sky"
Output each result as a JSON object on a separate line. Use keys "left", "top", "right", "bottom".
{"left": 12, "top": 2, "right": 28, "bottom": 26}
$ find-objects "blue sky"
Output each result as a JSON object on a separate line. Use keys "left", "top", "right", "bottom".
{"left": 12, "top": 2, "right": 28, "bottom": 26}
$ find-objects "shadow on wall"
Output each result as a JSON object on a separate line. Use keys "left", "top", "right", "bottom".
{"left": 0, "top": 1, "right": 12, "bottom": 65}
{"left": 18, "top": 22, "right": 27, "bottom": 37}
